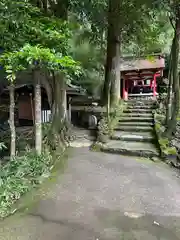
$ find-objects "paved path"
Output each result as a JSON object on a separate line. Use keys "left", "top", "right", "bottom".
{"left": 1, "top": 148, "right": 180, "bottom": 239}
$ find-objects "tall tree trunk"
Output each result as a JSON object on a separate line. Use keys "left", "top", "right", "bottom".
{"left": 32, "top": 0, "right": 42, "bottom": 8}
{"left": 102, "top": 0, "right": 121, "bottom": 106}
{"left": 52, "top": 74, "right": 67, "bottom": 125}
{"left": 42, "top": 0, "right": 48, "bottom": 13}
{"left": 47, "top": 73, "right": 69, "bottom": 149}
{"left": 166, "top": 45, "right": 173, "bottom": 125}
{"left": 40, "top": 70, "right": 53, "bottom": 109}
{"left": 50, "top": 0, "right": 69, "bottom": 19}
{"left": 34, "top": 70, "right": 42, "bottom": 154}
{"left": 165, "top": 7, "right": 180, "bottom": 137}
{"left": 9, "top": 83, "right": 16, "bottom": 158}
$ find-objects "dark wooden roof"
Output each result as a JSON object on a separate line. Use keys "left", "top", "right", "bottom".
{"left": 0, "top": 70, "right": 85, "bottom": 95}
{"left": 120, "top": 55, "right": 165, "bottom": 72}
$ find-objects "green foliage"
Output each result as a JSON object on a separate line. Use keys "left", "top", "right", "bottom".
{"left": 0, "top": 0, "right": 81, "bottom": 81}
{"left": 159, "top": 137, "right": 177, "bottom": 156}
{"left": 159, "top": 138, "right": 169, "bottom": 148}
{"left": 72, "top": 0, "right": 173, "bottom": 56}
{"left": 108, "top": 103, "right": 126, "bottom": 136}
{"left": 163, "top": 146, "right": 177, "bottom": 156}
{"left": 69, "top": 25, "right": 105, "bottom": 95}
{"left": 90, "top": 142, "right": 103, "bottom": 152}
{"left": 0, "top": 0, "right": 71, "bottom": 53}
{"left": 70, "top": 0, "right": 107, "bottom": 43}
{"left": 154, "top": 112, "right": 166, "bottom": 134}
{"left": 1, "top": 0, "right": 173, "bottom": 94}
{"left": 155, "top": 122, "right": 161, "bottom": 132}
{"left": 0, "top": 44, "right": 81, "bottom": 82}
{"left": 0, "top": 0, "right": 39, "bottom": 50}
{"left": 69, "top": 0, "right": 174, "bottom": 94}
{"left": 0, "top": 142, "right": 6, "bottom": 151}
{"left": 98, "top": 117, "right": 109, "bottom": 142}
{"left": 0, "top": 150, "right": 53, "bottom": 218}
{"left": 97, "top": 101, "right": 126, "bottom": 142}
{"left": 122, "top": 11, "right": 173, "bottom": 56}
{"left": 155, "top": 110, "right": 177, "bottom": 157}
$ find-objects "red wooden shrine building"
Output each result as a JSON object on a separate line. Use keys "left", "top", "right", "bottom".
{"left": 120, "top": 55, "right": 165, "bottom": 100}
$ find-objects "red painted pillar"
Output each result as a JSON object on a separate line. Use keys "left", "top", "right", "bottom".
{"left": 153, "top": 74, "right": 156, "bottom": 96}
{"left": 123, "top": 78, "right": 128, "bottom": 100}
{"left": 125, "top": 79, "right": 128, "bottom": 100}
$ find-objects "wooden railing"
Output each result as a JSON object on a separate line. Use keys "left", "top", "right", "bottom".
{"left": 41, "top": 110, "right": 51, "bottom": 123}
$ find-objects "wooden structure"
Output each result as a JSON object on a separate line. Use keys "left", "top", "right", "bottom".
{"left": 0, "top": 83, "right": 85, "bottom": 126}
{"left": 120, "top": 55, "right": 165, "bottom": 100}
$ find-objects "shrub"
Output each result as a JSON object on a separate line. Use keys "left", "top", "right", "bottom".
{"left": 0, "top": 150, "right": 52, "bottom": 218}
{"left": 97, "top": 101, "right": 126, "bottom": 142}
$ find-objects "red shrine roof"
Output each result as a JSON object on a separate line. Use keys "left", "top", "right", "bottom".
{"left": 120, "top": 54, "right": 165, "bottom": 72}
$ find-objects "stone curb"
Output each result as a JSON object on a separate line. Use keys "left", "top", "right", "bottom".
{"left": 115, "top": 126, "right": 153, "bottom": 132}
{"left": 119, "top": 118, "right": 153, "bottom": 123}
{"left": 100, "top": 146, "right": 159, "bottom": 158}
{"left": 111, "top": 135, "right": 154, "bottom": 143}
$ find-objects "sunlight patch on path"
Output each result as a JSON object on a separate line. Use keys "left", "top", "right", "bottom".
{"left": 69, "top": 140, "right": 93, "bottom": 148}
{"left": 124, "top": 212, "right": 144, "bottom": 219}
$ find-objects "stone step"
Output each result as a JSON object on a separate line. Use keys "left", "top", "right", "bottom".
{"left": 124, "top": 109, "right": 153, "bottom": 114}
{"left": 128, "top": 105, "right": 155, "bottom": 110}
{"left": 101, "top": 140, "right": 159, "bottom": 158}
{"left": 111, "top": 131, "right": 154, "bottom": 142}
{"left": 128, "top": 100, "right": 155, "bottom": 104}
{"left": 128, "top": 105, "right": 155, "bottom": 109}
{"left": 119, "top": 117, "right": 153, "bottom": 123}
{"left": 128, "top": 103, "right": 155, "bottom": 108}
{"left": 118, "top": 122, "right": 153, "bottom": 127}
{"left": 115, "top": 125, "right": 153, "bottom": 132}
{"left": 128, "top": 105, "right": 154, "bottom": 110}
{"left": 121, "top": 113, "right": 153, "bottom": 118}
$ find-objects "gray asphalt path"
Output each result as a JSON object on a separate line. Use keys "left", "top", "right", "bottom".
{"left": 1, "top": 147, "right": 180, "bottom": 239}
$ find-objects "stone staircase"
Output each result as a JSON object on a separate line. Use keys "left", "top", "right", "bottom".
{"left": 101, "top": 100, "right": 160, "bottom": 158}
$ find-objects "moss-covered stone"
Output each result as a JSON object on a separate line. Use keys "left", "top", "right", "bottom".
{"left": 90, "top": 142, "right": 103, "bottom": 152}
{"left": 101, "top": 146, "right": 159, "bottom": 158}
{"left": 154, "top": 110, "right": 178, "bottom": 162}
